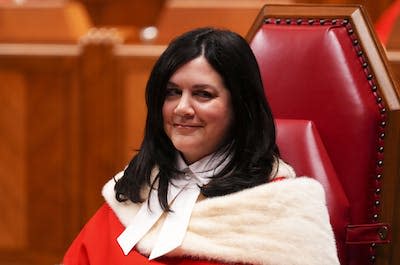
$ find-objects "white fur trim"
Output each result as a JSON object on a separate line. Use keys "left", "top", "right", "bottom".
{"left": 102, "top": 162, "right": 339, "bottom": 265}
{"left": 272, "top": 158, "right": 296, "bottom": 180}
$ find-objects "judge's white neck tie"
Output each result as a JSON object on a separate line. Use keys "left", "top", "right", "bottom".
{"left": 117, "top": 152, "right": 230, "bottom": 259}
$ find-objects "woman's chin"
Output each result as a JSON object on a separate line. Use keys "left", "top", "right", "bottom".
{"left": 175, "top": 146, "right": 204, "bottom": 164}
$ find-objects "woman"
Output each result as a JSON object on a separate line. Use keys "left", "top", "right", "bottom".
{"left": 63, "top": 28, "right": 339, "bottom": 265}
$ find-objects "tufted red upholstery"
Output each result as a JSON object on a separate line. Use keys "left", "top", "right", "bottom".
{"left": 251, "top": 15, "right": 382, "bottom": 227}
{"left": 248, "top": 4, "right": 400, "bottom": 265}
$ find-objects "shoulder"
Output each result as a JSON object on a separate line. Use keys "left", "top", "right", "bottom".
{"left": 188, "top": 177, "right": 338, "bottom": 265}
{"left": 81, "top": 203, "right": 124, "bottom": 236}
{"left": 270, "top": 158, "right": 296, "bottom": 181}
{"left": 101, "top": 171, "right": 144, "bottom": 228}
{"left": 196, "top": 176, "right": 327, "bottom": 216}
{"left": 268, "top": 158, "right": 326, "bottom": 199}
{"left": 63, "top": 203, "right": 125, "bottom": 264}
{"left": 266, "top": 177, "right": 327, "bottom": 202}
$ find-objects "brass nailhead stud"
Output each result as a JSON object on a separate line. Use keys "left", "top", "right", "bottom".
{"left": 378, "top": 226, "right": 388, "bottom": 240}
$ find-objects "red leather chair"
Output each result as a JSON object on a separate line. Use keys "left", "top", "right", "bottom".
{"left": 248, "top": 4, "right": 400, "bottom": 265}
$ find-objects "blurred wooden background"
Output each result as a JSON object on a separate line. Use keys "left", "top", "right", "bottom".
{"left": 0, "top": 0, "right": 399, "bottom": 264}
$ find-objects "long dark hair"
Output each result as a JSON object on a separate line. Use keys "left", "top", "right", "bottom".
{"left": 115, "top": 27, "right": 279, "bottom": 210}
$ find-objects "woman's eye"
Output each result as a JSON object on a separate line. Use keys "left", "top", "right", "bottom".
{"left": 165, "top": 88, "right": 181, "bottom": 97}
{"left": 194, "top": 90, "right": 214, "bottom": 99}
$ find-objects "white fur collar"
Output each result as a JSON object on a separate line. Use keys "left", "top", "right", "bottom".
{"left": 102, "top": 164, "right": 339, "bottom": 265}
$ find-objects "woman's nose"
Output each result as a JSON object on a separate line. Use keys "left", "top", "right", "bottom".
{"left": 174, "top": 94, "right": 195, "bottom": 117}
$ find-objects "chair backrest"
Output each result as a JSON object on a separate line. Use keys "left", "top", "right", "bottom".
{"left": 248, "top": 4, "right": 400, "bottom": 265}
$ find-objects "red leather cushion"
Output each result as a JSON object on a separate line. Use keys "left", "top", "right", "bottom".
{"left": 276, "top": 118, "right": 350, "bottom": 263}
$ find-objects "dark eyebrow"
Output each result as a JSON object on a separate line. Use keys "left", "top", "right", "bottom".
{"left": 166, "top": 81, "right": 178, "bottom": 87}
{"left": 193, "top": 84, "right": 210, "bottom": 89}
{"left": 167, "top": 81, "right": 217, "bottom": 90}
{"left": 192, "top": 84, "right": 218, "bottom": 91}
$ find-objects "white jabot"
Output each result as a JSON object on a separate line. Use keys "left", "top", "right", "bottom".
{"left": 117, "top": 152, "right": 230, "bottom": 259}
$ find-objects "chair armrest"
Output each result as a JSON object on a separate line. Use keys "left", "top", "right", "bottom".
{"left": 276, "top": 118, "right": 350, "bottom": 262}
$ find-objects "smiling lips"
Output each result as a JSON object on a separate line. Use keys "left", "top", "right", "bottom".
{"left": 173, "top": 123, "right": 202, "bottom": 132}
{"left": 174, "top": 123, "right": 201, "bottom": 127}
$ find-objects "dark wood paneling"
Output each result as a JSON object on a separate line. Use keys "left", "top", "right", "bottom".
{"left": 387, "top": 51, "right": 400, "bottom": 88}
{"left": 0, "top": 51, "right": 83, "bottom": 264}
{"left": 79, "top": 41, "right": 126, "bottom": 221}
{"left": 79, "top": 0, "right": 165, "bottom": 27}
{"left": 153, "top": 0, "right": 270, "bottom": 44}
{"left": 0, "top": 72, "right": 27, "bottom": 251}
{"left": 0, "top": 39, "right": 153, "bottom": 265}
{"left": 114, "top": 45, "right": 164, "bottom": 163}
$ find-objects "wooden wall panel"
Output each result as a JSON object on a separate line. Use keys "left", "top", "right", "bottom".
{"left": 0, "top": 39, "right": 133, "bottom": 264}
{"left": 114, "top": 45, "right": 164, "bottom": 163}
{"left": 0, "top": 47, "right": 83, "bottom": 265}
{"left": 0, "top": 72, "right": 27, "bottom": 250}
{"left": 79, "top": 42, "right": 126, "bottom": 221}
{"left": 387, "top": 51, "right": 400, "bottom": 86}
{"left": 153, "top": 0, "right": 274, "bottom": 44}
{"left": 74, "top": 0, "right": 397, "bottom": 44}
{"left": 27, "top": 71, "right": 72, "bottom": 253}
{"left": 76, "top": 0, "right": 395, "bottom": 29}
{"left": 387, "top": 24, "right": 400, "bottom": 50}
{"left": 79, "top": 0, "right": 164, "bottom": 27}
{"left": 0, "top": 1, "right": 92, "bottom": 43}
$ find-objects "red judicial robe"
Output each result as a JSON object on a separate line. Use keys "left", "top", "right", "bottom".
{"left": 64, "top": 203, "right": 224, "bottom": 265}
{"left": 63, "top": 166, "right": 339, "bottom": 265}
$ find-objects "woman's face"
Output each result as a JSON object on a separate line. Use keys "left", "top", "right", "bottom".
{"left": 162, "top": 56, "right": 233, "bottom": 164}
